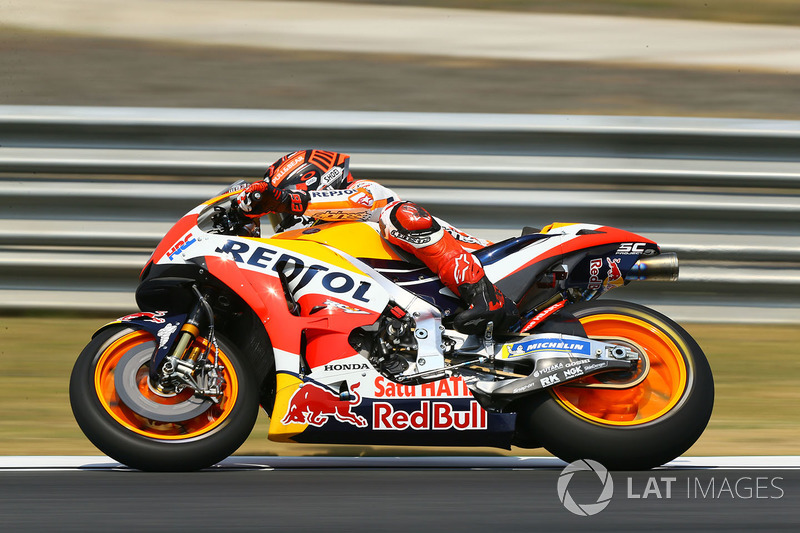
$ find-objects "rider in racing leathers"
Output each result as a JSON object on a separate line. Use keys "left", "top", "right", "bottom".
{"left": 236, "top": 149, "right": 519, "bottom": 338}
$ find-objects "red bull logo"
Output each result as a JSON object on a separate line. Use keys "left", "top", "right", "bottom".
{"left": 588, "top": 258, "right": 603, "bottom": 290}
{"left": 374, "top": 401, "right": 488, "bottom": 431}
{"left": 281, "top": 382, "right": 368, "bottom": 428}
{"left": 606, "top": 257, "right": 624, "bottom": 287}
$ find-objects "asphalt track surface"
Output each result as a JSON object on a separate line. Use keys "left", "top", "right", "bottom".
{"left": 2, "top": 457, "right": 798, "bottom": 532}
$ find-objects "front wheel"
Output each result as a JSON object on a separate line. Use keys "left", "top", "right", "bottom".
{"left": 70, "top": 325, "right": 259, "bottom": 471}
{"left": 518, "top": 300, "right": 714, "bottom": 470}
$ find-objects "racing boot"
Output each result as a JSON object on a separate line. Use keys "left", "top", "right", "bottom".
{"left": 379, "top": 200, "right": 519, "bottom": 335}
{"left": 403, "top": 226, "right": 518, "bottom": 335}
{"left": 453, "top": 275, "right": 519, "bottom": 335}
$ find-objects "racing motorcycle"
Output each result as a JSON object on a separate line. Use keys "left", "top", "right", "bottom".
{"left": 70, "top": 182, "right": 714, "bottom": 471}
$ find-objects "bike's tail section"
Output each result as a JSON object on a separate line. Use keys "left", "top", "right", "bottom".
{"left": 478, "top": 223, "right": 664, "bottom": 314}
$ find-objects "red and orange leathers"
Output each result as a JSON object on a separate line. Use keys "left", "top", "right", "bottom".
{"left": 257, "top": 177, "right": 492, "bottom": 297}
{"left": 238, "top": 149, "right": 518, "bottom": 333}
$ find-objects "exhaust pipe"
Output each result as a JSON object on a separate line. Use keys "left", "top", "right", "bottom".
{"left": 625, "top": 252, "right": 679, "bottom": 281}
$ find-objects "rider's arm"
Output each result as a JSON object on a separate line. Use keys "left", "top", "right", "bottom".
{"left": 239, "top": 178, "right": 398, "bottom": 221}
{"left": 303, "top": 180, "right": 398, "bottom": 222}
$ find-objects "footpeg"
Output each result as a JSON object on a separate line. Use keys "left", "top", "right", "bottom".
{"left": 483, "top": 321, "right": 495, "bottom": 360}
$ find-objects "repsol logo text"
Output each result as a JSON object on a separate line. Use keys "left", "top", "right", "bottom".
{"left": 215, "top": 240, "right": 372, "bottom": 302}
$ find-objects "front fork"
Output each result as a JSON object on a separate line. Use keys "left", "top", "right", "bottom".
{"left": 152, "top": 287, "right": 225, "bottom": 402}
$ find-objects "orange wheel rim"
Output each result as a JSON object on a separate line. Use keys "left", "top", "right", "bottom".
{"left": 94, "top": 330, "right": 239, "bottom": 440}
{"left": 551, "top": 313, "right": 688, "bottom": 426}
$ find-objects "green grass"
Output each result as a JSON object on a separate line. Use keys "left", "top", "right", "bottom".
{"left": 681, "top": 323, "right": 800, "bottom": 456}
{"left": 309, "top": 0, "right": 800, "bottom": 26}
{"left": 0, "top": 316, "right": 797, "bottom": 456}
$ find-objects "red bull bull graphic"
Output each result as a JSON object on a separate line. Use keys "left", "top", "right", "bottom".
{"left": 606, "top": 257, "right": 624, "bottom": 288}
{"left": 281, "top": 382, "right": 368, "bottom": 428}
{"left": 118, "top": 311, "right": 167, "bottom": 324}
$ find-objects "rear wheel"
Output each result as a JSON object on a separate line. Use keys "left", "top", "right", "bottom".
{"left": 70, "top": 325, "right": 259, "bottom": 471}
{"left": 517, "top": 300, "right": 714, "bottom": 470}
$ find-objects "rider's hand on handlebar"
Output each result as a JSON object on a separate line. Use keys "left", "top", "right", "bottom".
{"left": 236, "top": 181, "right": 271, "bottom": 217}
{"left": 236, "top": 180, "right": 309, "bottom": 217}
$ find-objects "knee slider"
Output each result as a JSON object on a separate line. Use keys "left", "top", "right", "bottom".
{"left": 380, "top": 201, "right": 444, "bottom": 248}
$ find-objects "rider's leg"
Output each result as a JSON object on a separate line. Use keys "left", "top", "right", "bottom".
{"left": 379, "top": 201, "right": 518, "bottom": 334}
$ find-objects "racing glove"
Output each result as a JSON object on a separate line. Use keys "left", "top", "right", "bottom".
{"left": 236, "top": 180, "right": 309, "bottom": 218}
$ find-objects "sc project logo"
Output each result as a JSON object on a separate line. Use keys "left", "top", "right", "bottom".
{"left": 557, "top": 459, "right": 614, "bottom": 516}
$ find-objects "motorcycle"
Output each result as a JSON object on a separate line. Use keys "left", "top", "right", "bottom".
{"left": 70, "top": 181, "right": 714, "bottom": 471}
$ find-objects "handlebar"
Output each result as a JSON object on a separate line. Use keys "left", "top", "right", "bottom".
{"left": 210, "top": 199, "right": 260, "bottom": 237}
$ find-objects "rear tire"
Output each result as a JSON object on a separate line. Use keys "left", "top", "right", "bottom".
{"left": 517, "top": 300, "right": 714, "bottom": 470}
{"left": 70, "top": 326, "right": 259, "bottom": 471}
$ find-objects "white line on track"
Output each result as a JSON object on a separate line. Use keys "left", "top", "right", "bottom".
{"left": 1, "top": 456, "right": 800, "bottom": 472}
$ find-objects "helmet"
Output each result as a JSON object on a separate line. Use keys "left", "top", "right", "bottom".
{"left": 266, "top": 149, "right": 353, "bottom": 192}
{"left": 265, "top": 150, "right": 353, "bottom": 232}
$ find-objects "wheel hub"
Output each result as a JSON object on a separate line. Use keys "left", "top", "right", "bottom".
{"left": 114, "top": 344, "right": 213, "bottom": 422}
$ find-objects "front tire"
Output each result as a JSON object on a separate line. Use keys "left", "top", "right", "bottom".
{"left": 70, "top": 326, "right": 259, "bottom": 471}
{"left": 518, "top": 300, "right": 714, "bottom": 470}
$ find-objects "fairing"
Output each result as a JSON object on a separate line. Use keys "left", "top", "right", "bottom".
{"left": 136, "top": 196, "right": 661, "bottom": 448}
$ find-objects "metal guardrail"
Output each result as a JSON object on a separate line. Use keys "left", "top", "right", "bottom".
{"left": 3, "top": 106, "right": 800, "bottom": 158}
{"left": 1, "top": 106, "right": 799, "bottom": 323}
